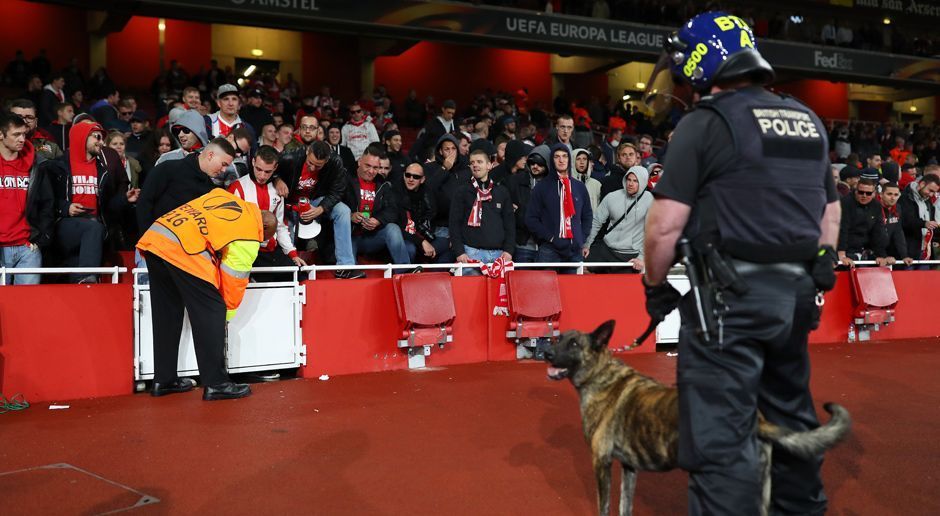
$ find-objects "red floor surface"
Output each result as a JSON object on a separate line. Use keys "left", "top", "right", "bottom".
{"left": 1, "top": 339, "right": 938, "bottom": 515}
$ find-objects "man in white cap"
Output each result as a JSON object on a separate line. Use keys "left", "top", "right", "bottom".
{"left": 208, "top": 84, "right": 249, "bottom": 139}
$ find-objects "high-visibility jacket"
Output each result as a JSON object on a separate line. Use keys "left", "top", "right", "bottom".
{"left": 138, "top": 188, "right": 263, "bottom": 320}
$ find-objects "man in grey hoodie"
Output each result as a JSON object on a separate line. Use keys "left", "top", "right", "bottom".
{"left": 583, "top": 165, "right": 651, "bottom": 273}
{"left": 155, "top": 109, "right": 209, "bottom": 166}
{"left": 573, "top": 148, "right": 602, "bottom": 209}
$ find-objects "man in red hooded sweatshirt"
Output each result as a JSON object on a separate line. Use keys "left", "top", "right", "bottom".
{"left": 46, "top": 119, "right": 138, "bottom": 282}
{"left": 0, "top": 112, "right": 54, "bottom": 284}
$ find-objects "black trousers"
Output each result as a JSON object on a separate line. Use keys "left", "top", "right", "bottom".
{"left": 677, "top": 263, "right": 826, "bottom": 516}
{"left": 55, "top": 216, "right": 105, "bottom": 281}
{"left": 145, "top": 253, "right": 229, "bottom": 386}
{"left": 587, "top": 239, "right": 639, "bottom": 274}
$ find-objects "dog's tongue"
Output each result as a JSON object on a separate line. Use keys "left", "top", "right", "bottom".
{"left": 547, "top": 366, "right": 567, "bottom": 379}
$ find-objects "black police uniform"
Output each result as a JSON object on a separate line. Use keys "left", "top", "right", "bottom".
{"left": 656, "top": 86, "right": 838, "bottom": 515}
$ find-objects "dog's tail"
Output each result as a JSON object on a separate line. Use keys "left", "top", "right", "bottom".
{"left": 758, "top": 403, "right": 852, "bottom": 460}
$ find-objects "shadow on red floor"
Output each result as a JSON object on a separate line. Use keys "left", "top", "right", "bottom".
{"left": 0, "top": 339, "right": 938, "bottom": 515}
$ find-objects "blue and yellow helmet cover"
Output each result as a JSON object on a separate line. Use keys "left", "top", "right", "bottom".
{"left": 666, "top": 12, "right": 765, "bottom": 90}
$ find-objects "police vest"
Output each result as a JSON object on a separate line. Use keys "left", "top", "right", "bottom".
{"left": 694, "top": 87, "right": 829, "bottom": 263}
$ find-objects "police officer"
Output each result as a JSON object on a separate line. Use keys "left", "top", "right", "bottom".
{"left": 641, "top": 12, "right": 841, "bottom": 515}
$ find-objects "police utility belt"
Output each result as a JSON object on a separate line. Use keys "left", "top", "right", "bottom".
{"left": 677, "top": 238, "right": 810, "bottom": 347}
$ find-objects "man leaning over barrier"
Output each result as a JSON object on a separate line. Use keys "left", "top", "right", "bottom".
{"left": 137, "top": 188, "right": 276, "bottom": 401}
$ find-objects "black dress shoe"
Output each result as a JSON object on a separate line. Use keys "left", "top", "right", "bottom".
{"left": 151, "top": 378, "right": 196, "bottom": 397}
{"left": 202, "top": 382, "right": 252, "bottom": 401}
{"left": 334, "top": 269, "right": 366, "bottom": 279}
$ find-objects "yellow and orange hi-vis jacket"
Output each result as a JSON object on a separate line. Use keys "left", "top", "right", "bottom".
{"left": 137, "top": 188, "right": 263, "bottom": 321}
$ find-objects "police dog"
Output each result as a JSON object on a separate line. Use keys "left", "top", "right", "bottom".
{"left": 544, "top": 320, "right": 851, "bottom": 516}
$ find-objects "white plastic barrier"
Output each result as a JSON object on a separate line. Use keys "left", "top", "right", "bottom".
{"left": 133, "top": 268, "right": 306, "bottom": 382}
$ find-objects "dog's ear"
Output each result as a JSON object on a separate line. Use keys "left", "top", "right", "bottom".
{"left": 591, "top": 320, "right": 616, "bottom": 350}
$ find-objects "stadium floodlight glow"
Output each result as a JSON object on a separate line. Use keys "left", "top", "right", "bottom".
{"left": 635, "top": 82, "right": 646, "bottom": 90}
{"left": 251, "top": 48, "right": 264, "bottom": 57}
{"left": 884, "top": 17, "right": 891, "bottom": 25}
{"left": 243, "top": 65, "right": 256, "bottom": 77}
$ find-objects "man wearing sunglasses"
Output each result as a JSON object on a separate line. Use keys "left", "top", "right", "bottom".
{"left": 45, "top": 119, "right": 136, "bottom": 282}
{"left": 155, "top": 110, "right": 210, "bottom": 167}
{"left": 340, "top": 101, "right": 379, "bottom": 161}
{"left": 394, "top": 163, "right": 436, "bottom": 263}
{"left": 837, "top": 178, "right": 888, "bottom": 267}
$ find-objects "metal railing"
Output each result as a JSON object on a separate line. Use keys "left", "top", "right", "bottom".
{"left": 0, "top": 267, "right": 127, "bottom": 285}
{"left": 845, "top": 260, "right": 940, "bottom": 268}
{"left": 4, "top": 259, "right": 938, "bottom": 286}
{"left": 298, "top": 261, "right": 649, "bottom": 279}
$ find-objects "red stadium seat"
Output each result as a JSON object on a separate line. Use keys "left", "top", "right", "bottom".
{"left": 505, "top": 270, "right": 562, "bottom": 358}
{"left": 849, "top": 266, "right": 898, "bottom": 341}
{"left": 392, "top": 273, "right": 456, "bottom": 368}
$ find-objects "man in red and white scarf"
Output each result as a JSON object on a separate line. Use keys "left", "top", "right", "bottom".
{"left": 229, "top": 145, "right": 306, "bottom": 273}
{"left": 451, "top": 149, "right": 516, "bottom": 275}
{"left": 525, "top": 143, "right": 592, "bottom": 268}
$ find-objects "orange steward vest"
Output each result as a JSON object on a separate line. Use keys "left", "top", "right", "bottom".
{"left": 137, "top": 189, "right": 263, "bottom": 288}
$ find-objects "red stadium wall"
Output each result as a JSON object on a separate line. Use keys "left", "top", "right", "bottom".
{"left": 302, "top": 32, "right": 361, "bottom": 102}
{"left": 2, "top": 272, "right": 939, "bottom": 402}
{"left": 164, "top": 19, "right": 213, "bottom": 80}
{"left": 772, "top": 79, "right": 849, "bottom": 120}
{"left": 0, "top": 1, "right": 89, "bottom": 77}
{"left": 0, "top": 285, "right": 134, "bottom": 403}
{"left": 106, "top": 17, "right": 211, "bottom": 91}
{"left": 302, "top": 270, "right": 940, "bottom": 379}
{"left": 374, "top": 42, "right": 552, "bottom": 110}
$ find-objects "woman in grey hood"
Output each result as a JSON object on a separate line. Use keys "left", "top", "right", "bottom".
{"left": 582, "top": 165, "right": 652, "bottom": 272}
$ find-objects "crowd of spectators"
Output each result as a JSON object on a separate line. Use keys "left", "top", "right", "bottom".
{"left": 828, "top": 120, "right": 940, "bottom": 267}
{"left": 0, "top": 49, "right": 673, "bottom": 283}
{"left": 5, "top": 40, "right": 940, "bottom": 285}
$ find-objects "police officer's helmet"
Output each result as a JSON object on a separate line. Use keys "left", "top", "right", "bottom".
{"left": 665, "top": 11, "right": 775, "bottom": 90}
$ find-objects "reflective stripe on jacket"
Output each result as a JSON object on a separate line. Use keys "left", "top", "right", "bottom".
{"left": 137, "top": 188, "right": 263, "bottom": 314}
